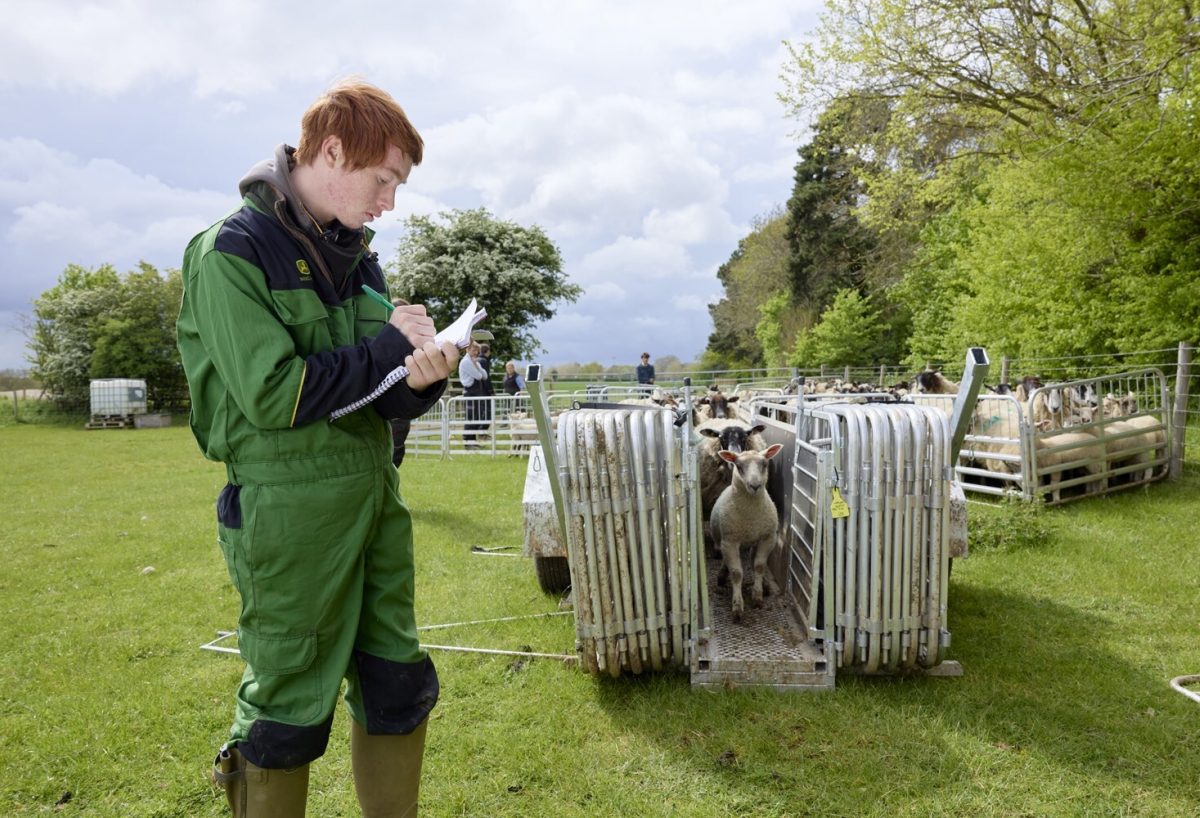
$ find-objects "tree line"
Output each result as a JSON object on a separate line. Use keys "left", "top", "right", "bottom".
{"left": 706, "top": 0, "right": 1200, "bottom": 378}
{"left": 25, "top": 209, "right": 578, "bottom": 410}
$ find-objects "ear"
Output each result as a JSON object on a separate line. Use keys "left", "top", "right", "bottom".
{"left": 764, "top": 443, "right": 784, "bottom": 460}
{"left": 699, "top": 427, "right": 719, "bottom": 438}
{"left": 320, "top": 135, "right": 345, "bottom": 168}
{"left": 718, "top": 450, "right": 739, "bottom": 463}
{"left": 727, "top": 396, "right": 739, "bottom": 404}
{"left": 750, "top": 424, "right": 765, "bottom": 435}
{"left": 697, "top": 397, "right": 710, "bottom": 406}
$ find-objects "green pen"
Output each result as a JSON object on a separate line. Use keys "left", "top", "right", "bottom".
{"left": 361, "top": 284, "right": 394, "bottom": 315}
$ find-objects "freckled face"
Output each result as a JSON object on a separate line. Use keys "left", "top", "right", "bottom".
{"left": 326, "top": 143, "right": 413, "bottom": 229}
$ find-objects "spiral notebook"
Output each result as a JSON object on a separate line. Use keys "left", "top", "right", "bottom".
{"left": 330, "top": 298, "right": 487, "bottom": 420}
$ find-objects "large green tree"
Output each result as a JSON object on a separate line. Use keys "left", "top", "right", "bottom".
{"left": 387, "top": 207, "right": 580, "bottom": 363}
{"left": 786, "top": 100, "right": 881, "bottom": 305}
{"left": 776, "top": 0, "right": 1200, "bottom": 368}
{"left": 29, "top": 263, "right": 185, "bottom": 410}
{"left": 706, "top": 210, "right": 792, "bottom": 367}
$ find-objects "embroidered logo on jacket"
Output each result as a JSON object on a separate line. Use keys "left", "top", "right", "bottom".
{"left": 296, "top": 260, "right": 312, "bottom": 279}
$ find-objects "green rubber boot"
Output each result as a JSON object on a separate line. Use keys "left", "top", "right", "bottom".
{"left": 350, "top": 718, "right": 428, "bottom": 817}
{"left": 212, "top": 744, "right": 310, "bottom": 817}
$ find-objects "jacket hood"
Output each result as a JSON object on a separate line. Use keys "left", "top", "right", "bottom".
{"left": 238, "top": 144, "right": 310, "bottom": 230}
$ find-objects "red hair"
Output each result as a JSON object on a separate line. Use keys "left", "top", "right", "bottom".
{"left": 294, "top": 79, "right": 423, "bottom": 169}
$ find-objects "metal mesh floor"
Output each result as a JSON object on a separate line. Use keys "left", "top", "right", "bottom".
{"left": 691, "top": 556, "right": 833, "bottom": 691}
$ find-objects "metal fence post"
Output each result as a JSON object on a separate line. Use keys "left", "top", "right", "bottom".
{"left": 1000, "top": 356, "right": 1010, "bottom": 387}
{"left": 1171, "top": 342, "right": 1191, "bottom": 479}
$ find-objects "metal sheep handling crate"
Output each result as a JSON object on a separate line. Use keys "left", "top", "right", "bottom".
{"left": 523, "top": 352, "right": 985, "bottom": 689}
{"left": 904, "top": 368, "right": 1171, "bottom": 504}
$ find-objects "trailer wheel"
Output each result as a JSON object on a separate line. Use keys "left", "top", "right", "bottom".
{"left": 534, "top": 555, "right": 571, "bottom": 594}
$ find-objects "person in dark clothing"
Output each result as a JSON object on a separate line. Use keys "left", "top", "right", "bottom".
{"left": 636, "top": 352, "right": 656, "bottom": 393}
{"left": 502, "top": 361, "right": 525, "bottom": 395}
{"left": 477, "top": 343, "right": 494, "bottom": 396}
{"left": 391, "top": 417, "right": 411, "bottom": 466}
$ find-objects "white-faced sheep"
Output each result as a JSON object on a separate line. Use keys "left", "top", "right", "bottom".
{"left": 967, "top": 395, "right": 1024, "bottom": 476}
{"left": 696, "top": 419, "right": 767, "bottom": 523}
{"left": 710, "top": 443, "right": 785, "bottom": 623}
{"left": 1032, "top": 421, "right": 1107, "bottom": 502}
{"left": 1100, "top": 392, "right": 1166, "bottom": 482}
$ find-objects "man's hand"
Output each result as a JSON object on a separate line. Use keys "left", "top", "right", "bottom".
{"left": 389, "top": 304, "right": 436, "bottom": 347}
{"left": 406, "top": 341, "right": 461, "bottom": 391}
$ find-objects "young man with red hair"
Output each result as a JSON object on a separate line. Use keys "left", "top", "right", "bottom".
{"left": 178, "top": 80, "right": 457, "bottom": 816}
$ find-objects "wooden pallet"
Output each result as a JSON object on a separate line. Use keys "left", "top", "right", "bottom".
{"left": 85, "top": 415, "right": 132, "bottom": 429}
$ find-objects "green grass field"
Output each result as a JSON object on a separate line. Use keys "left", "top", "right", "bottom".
{"left": 1, "top": 423, "right": 1198, "bottom": 817}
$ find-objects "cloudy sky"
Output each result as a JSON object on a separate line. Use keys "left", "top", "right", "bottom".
{"left": 0, "top": 0, "right": 823, "bottom": 372}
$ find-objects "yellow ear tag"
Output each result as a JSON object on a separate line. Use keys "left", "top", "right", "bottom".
{"left": 831, "top": 488, "right": 850, "bottom": 519}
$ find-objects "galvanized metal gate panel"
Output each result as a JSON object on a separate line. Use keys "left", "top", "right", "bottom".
{"left": 555, "top": 407, "right": 696, "bottom": 676}
{"left": 1026, "top": 369, "right": 1170, "bottom": 504}
{"left": 793, "top": 402, "right": 953, "bottom": 673}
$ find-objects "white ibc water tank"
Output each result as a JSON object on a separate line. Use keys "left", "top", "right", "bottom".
{"left": 89, "top": 379, "right": 148, "bottom": 416}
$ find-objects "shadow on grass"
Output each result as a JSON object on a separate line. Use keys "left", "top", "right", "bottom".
{"left": 584, "top": 580, "right": 1199, "bottom": 813}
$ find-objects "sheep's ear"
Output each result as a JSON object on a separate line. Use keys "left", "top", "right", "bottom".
{"left": 749, "top": 423, "right": 765, "bottom": 435}
{"left": 699, "top": 427, "right": 719, "bottom": 438}
{"left": 697, "top": 397, "right": 710, "bottom": 406}
{"left": 727, "top": 395, "right": 739, "bottom": 404}
{"left": 763, "top": 443, "right": 784, "bottom": 460}
{"left": 718, "top": 450, "right": 739, "bottom": 463}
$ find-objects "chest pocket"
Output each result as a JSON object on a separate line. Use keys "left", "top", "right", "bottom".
{"left": 271, "top": 289, "right": 334, "bottom": 356}
{"left": 353, "top": 295, "right": 390, "bottom": 344}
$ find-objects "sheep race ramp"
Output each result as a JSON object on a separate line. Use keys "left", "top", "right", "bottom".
{"left": 524, "top": 371, "right": 967, "bottom": 690}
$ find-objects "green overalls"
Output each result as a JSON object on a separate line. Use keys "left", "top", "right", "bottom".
{"left": 177, "top": 166, "right": 442, "bottom": 769}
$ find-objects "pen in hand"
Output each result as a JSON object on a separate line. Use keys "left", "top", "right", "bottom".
{"left": 361, "top": 284, "right": 394, "bottom": 315}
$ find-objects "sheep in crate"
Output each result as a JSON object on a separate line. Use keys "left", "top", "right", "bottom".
{"left": 710, "top": 442, "right": 785, "bottom": 623}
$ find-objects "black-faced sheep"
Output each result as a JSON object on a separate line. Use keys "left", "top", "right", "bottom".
{"left": 912, "top": 370, "right": 958, "bottom": 394}
{"left": 710, "top": 443, "right": 785, "bottom": 622}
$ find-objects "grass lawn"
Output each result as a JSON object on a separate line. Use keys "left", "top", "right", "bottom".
{"left": 1, "top": 423, "right": 1198, "bottom": 817}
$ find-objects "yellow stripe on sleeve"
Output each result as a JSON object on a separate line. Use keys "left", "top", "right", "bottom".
{"left": 290, "top": 362, "right": 307, "bottom": 427}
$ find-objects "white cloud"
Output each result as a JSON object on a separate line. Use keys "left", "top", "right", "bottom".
{"left": 585, "top": 282, "right": 626, "bottom": 301}
{"left": 671, "top": 294, "right": 711, "bottom": 312}
{"left": 643, "top": 203, "right": 740, "bottom": 246}
{"left": 0, "top": 1, "right": 827, "bottom": 370}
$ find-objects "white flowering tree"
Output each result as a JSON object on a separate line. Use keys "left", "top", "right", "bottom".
{"left": 387, "top": 207, "right": 581, "bottom": 364}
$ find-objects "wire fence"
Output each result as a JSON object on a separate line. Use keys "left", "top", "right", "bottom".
{"left": 5, "top": 344, "right": 1197, "bottom": 468}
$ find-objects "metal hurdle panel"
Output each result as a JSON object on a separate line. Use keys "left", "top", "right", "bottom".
{"left": 555, "top": 407, "right": 697, "bottom": 677}
{"left": 950, "top": 393, "right": 1029, "bottom": 498}
{"left": 909, "top": 369, "right": 1170, "bottom": 504}
{"left": 1026, "top": 369, "right": 1171, "bottom": 504}
{"left": 794, "top": 402, "right": 954, "bottom": 673}
{"left": 406, "top": 398, "right": 449, "bottom": 459}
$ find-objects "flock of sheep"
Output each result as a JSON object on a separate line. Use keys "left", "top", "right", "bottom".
{"left": 909, "top": 370, "right": 1166, "bottom": 502}
{"left": 614, "top": 367, "right": 1165, "bottom": 622}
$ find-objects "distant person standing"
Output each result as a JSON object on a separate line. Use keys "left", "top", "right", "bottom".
{"left": 636, "top": 352, "right": 656, "bottom": 393}
{"left": 459, "top": 342, "right": 490, "bottom": 447}
{"left": 477, "top": 343, "right": 495, "bottom": 396}
{"left": 502, "top": 361, "right": 526, "bottom": 395}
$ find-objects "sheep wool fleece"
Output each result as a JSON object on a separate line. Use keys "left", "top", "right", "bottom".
{"left": 177, "top": 145, "right": 442, "bottom": 770}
